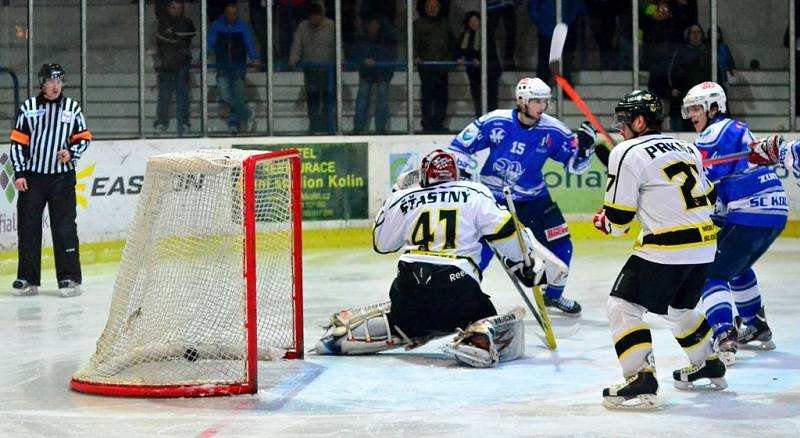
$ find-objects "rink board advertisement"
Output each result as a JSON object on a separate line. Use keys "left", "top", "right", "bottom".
{"left": 0, "top": 134, "right": 798, "bottom": 252}
{"left": 0, "top": 140, "right": 210, "bottom": 251}
{"left": 234, "top": 143, "right": 369, "bottom": 221}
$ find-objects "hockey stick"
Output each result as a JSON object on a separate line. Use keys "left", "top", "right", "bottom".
{"left": 549, "top": 23, "right": 616, "bottom": 147}
{"left": 702, "top": 150, "right": 750, "bottom": 166}
{"left": 502, "top": 187, "right": 557, "bottom": 350}
{"left": 490, "top": 248, "right": 552, "bottom": 349}
{"left": 702, "top": 135, "right": 785, "bottom": 167}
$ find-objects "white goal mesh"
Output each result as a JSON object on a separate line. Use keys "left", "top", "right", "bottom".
{"left": 71, "top": 149, "right": 303, "bottom": 397}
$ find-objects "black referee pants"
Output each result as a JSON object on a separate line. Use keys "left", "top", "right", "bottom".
{"left": 17, "top": 171, "right": 81, "bottom": 286}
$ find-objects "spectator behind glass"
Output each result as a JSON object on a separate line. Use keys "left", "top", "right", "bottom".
{"left": 416, "top": 0, "right": 449, "bottom": 18}
{"left": 360, "top": 0, "right": 396, "bottom": 24}
{"left": 208, "top": 0, "right": 232, "bottom": 22}
{"left": 249, "top": 0, "right": 269, "bottom": 64}
{"left": 487, "top": 0, "right": 518, "bottom": 71}
{"left": 275, "top": 0, "right": 310, "bottom": 64}
{"left": 458, "top": 11, "right": 503, "bottom": 118}
{"left": 586, "top": 0, "right": 627, "bottom": 70}
{"left": 351, "top": 18, "right": 397, "bottom": 134}
{"left": 289, "top": 2, "right": 336, "bottom": 134}
{"left": 640, "top": 0, "right": 689, "bottom": 99}
{"left": 414, "top": 0, "right": 457, "bottom": 133}
{"left": 154, "top": 0, "right": 196, "bottom": 137}
{"left": 668, "top": 23, "right": 711, "bottom": 131}
{"left": 208, "top": 2, "right": 260, "bottom": 135}
{"left": 527, "top": 0, "right": 584, "bottom": 86}
{"left": 710, "top": 26, "right": 736, "bottom": 94}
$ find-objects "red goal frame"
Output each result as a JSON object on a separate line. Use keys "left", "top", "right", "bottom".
{"left": 70, "top": 149, "right": 303, "bottom": 397}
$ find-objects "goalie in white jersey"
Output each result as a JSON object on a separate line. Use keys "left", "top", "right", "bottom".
{"left": 593, "top": 90, "right": 727, "bottom": 409}
{"left": 314, "top": 150, "right": 561, "bottom": 368}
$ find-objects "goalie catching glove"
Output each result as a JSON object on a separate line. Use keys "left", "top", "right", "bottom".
{"left": 749, "top": 135, "right": 785, "bottom": 165}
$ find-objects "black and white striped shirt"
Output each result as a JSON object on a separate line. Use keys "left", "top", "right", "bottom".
{"left": 9, "top": 94, "right": 92, "bottom": 177}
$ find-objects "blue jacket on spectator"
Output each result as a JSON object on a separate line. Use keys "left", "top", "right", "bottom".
{"left": 208, "top": 15, "right": 258, "bottom": 70}
{"left": 527, "top": 0, "right": 585, "bottom": 37}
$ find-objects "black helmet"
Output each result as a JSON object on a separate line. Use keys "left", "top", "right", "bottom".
{"left": 612, "top": 90, "right": 663, "bottom": 129}
{"left": 38, "top": 63, "right": 65, "bottom": 86}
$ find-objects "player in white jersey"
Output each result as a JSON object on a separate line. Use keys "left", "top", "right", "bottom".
{"left": 314, "top": 150, "right": 564, "bottom": 368}
{"left": 593, "top": 90, "right": 727, "bottom": 410}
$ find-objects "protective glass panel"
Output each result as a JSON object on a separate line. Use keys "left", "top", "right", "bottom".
{"left": 718, "top": 0, "right": 790, "bottom": 131}
{"left": 273, "top": 1, "right": 337, "bottom": 134}
{"left": 206, "top": 2, "right": 264, "bottom": 136}
{"left": 345, "top": 1, "right": 407, "bottom": 134}
{"left": 88, "top": 1, "right": 139, "bottom": 139}
{"left": 0, "top": 1, "right": 28, "bottom": 131}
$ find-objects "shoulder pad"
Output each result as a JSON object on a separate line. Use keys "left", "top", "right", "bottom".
{"left": 538, "top": 114, "right": 573, "bottom": 137}
{"left": 479, "top": 109, "right": 514, "bottom": 124}
{"left": 697, "top": 118, "right": 748, "bottom": 146}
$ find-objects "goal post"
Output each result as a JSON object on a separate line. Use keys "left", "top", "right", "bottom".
{"left": 70, "top": 149, "right": 303, "bottom": 397}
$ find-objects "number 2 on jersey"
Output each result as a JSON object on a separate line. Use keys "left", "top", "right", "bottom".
{"left": 411, "top": 209, "right": 457, "bottom": 251}
{"left": 662, "top": 161, "right": 710, "bottom": 210}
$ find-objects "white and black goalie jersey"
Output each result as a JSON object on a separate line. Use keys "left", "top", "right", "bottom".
{"left": 605, "top": 134, "right": 717, "bottom": 265}
{"left": 373, "top": 180, "right": 525, "bottom": 282}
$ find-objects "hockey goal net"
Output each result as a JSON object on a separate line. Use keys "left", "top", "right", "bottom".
{"left": 71, "top": 149, "right": 303, "bottom": 397}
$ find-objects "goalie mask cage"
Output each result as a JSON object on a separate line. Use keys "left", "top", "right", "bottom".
{"left": 70, "top": 149, "right": 303, "bottom": 397}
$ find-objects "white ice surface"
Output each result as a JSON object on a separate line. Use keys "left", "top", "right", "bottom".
{"left": 1, "top": 239, "right": 799, "bottom": 437}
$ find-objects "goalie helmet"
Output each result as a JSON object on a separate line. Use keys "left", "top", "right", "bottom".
{"left": 681, "top": 81, "right": 727, "bottom": 119}
{"left": 515, "top": 77, "right": 551, "bottom": 105}
{"left": 612, "top": 90, "right": 663, "bottom": 129}
{"left": 420, "top": 149, "right": 459, "bottom": 188}
{"left": 38, "top": 63, "right": 65, "bottom": 85}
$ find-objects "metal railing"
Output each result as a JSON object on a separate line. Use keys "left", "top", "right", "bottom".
{"left": 0, "top": 66, "right": 20, "bottom": 117}
{"left": 3, "top": 0, "right": 797, "bottom": 137}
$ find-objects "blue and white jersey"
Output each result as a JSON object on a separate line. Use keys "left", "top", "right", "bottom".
{"left": 449, "top": 109, "right": 591, "bottom": 202}
{"left": 695, "top": 117, "right": 787, "bottom": 229}
{"left": 791, "top": 140, "right": 800, "bottom": 174}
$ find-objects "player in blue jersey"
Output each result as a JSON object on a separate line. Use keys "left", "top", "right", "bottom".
{"left": 791, "top": 140, "right": 800, "bottom": 174}
{"left": 449, "top": 77, "right": 597, "bottom": 316}
{"left": 682, "top": 81, "right": 788, "bottom": 365}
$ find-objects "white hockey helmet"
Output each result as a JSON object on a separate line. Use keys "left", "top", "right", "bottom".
{"left": 516, "top": 77, "right": 551, "bottom": 106}
{"left": 681, "top": 81, "right": 727, "bottom": 119}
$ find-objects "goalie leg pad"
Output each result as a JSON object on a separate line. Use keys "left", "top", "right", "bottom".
{"left": 442, "top": 307, "right": 526, "bottom": 368}
{"left": 314, "top": 301, "right": 406, "bottom": 355}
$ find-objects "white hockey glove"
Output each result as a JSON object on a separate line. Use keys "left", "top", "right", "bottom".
{"left": 576, "top": 121, "right": 598, "bottom": 161}
{"left": 748, "top": 135, "right": 785, "bottom": 165}
{"left": 502, "top": 256, "right": 542, "bottom": 287}
{"left": 520, "top": 227, "right": 569, "bottom": 287}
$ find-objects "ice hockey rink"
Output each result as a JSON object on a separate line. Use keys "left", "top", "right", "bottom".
{"left": 1, "top": 238, "right": 798, "bottom": 437}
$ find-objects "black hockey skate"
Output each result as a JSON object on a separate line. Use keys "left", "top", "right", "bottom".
{"left": 714, "top": 326, "right": 738, "bottom": 367}
{"left": 12, "top": 279, "right": 38, "bottom": 297}
{"left": 737, "top": 307, "right": 775, "bottom": 350}
{"left": 673, "top": 356, "right": 727, "bottom": 391}
{"left": 543, "top": 295, "right": 581, "bottom": 317}
{"left": 602, "top": 370, "right": 659, "bottom": 410}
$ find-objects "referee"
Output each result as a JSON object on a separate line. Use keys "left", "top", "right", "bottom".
{"left": 9, "top": 63, "right": 91, "bottom": 298}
